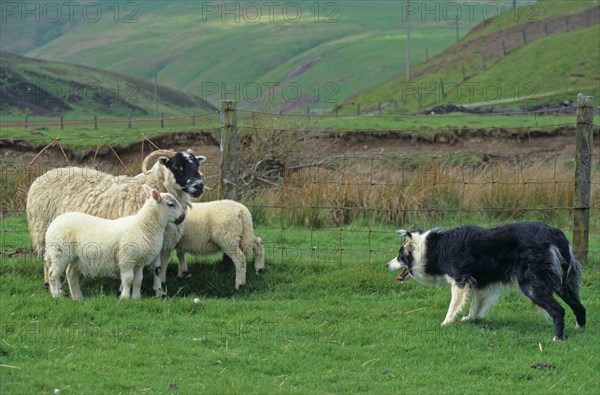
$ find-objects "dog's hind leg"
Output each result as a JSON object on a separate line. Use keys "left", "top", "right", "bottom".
{"left": 519, "top": 281, "right": 566, "bottom": 340}
{"left": 442, "top": 281, "right": 470, "bottom": 325}
{"left": 557, "top": 288, "right": 586, "bottom": 329}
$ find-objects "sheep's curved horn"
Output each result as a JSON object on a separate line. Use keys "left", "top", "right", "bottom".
{"left": 142, "top": 149, "right": 176, "bottom": 174}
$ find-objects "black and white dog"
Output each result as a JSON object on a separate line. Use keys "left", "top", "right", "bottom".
{"left": 386, "top": 222, "right": 586, "bottom": 340}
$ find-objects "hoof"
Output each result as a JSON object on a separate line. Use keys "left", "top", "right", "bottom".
{"left": 236, "top": 284, "right": 246, "bottom": 290}
{"left": 256, "top": 268, "right": 264, "bottom": 275}
{"left": 177, "top": 271, "right": 192, "bottom": 279}
{"left": 43, "top": 282, "right": 49, "bottom": 290}
{"left": 552, "top": 336, "right": 565, "bottom": 341}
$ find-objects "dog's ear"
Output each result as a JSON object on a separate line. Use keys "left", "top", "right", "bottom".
{"left": 396, "top": 229, "right": 412, "bottom": 238}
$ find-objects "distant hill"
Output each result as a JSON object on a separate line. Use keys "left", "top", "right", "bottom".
{"left": 0, "top": 52, "right": 217, "bottom": 117}
{"left": 0, "top": 0, "right": 500, "bottom": 112}
{"left": 344, "top": 0, "right": 600, "bottom": 114}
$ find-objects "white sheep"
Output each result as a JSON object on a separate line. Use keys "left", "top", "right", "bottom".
{"left": 175, "top": 200, "right": 265, "bottom": 289}
{"left": 45, "top": 185, "right": 185, "bottom": 300}
{"left": 27, "top": 150, "right": 206, "bottom": 296}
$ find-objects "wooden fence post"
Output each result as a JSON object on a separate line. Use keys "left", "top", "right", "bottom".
{"left": 60, "top": 115, "right": 64, "bottom": 130}
{"left": 25, "top": 115, "right": 28, "bottom": 130}
{"left": 94, "top": 114, "right": 98, "bottom": 130}
{"left": 573, "top": 93, "right": 594, "bottom": 263}
{"left": 220, "top": 100, "right": 239, "bottom": 200}
{"left": 160, "top": 113, "right": 164, "bottom": 128}
{"left": 128, "top": 113, "right": 132, "bottom": 130}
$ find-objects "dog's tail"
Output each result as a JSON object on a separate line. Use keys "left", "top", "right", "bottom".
{"left": 549, "top": 228, "right": 583, "bottom": 294}
{"left": 562, "top": 245, "right": 583, "bottom": 294}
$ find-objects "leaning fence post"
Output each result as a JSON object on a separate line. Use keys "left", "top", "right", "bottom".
{"left": 573, "top": 93, "right": 594, "bottom": 263}
{"left": 220, "top": 100, "right": 239, "bottom": 200}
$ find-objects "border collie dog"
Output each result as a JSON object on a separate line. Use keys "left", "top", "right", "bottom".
{"left": 386, "top": 222, "right": 586, "bottom": 340}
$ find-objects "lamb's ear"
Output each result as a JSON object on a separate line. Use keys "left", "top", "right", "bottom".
{"left": 396, "top": 229, "right": 412, "bottom": 238}
{"left": 195, "top": 156, "right": 207, "bottom": 166}
{"left": 144, "top": 185, "right": 161, "bottom": 202}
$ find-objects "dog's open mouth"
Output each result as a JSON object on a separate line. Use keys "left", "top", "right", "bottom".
{"left": 396, "top": 268, "right": 410, "bottom": 282}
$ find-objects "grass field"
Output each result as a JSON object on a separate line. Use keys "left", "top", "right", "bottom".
{"left": 348, "top": 1, "right": 600, "bottom": 114}
{"left": 1, "top": 213, "right": 599, "bottom": 394}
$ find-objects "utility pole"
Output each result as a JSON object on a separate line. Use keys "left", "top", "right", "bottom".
{"left": 406, "top": 0, "right": 411, "bottom": 81}
{"left": 153, "top": 70, "right": 158, "bottom": 118}
{"left": 455, "top": 18, "right": 459, "bottom": 43}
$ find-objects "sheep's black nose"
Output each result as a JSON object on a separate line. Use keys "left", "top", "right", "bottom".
{"left": 175, "top": 214, "right": 185, "bottom": 225}
{"left": 187, "top": 180, "right": 204, "bottom": 197}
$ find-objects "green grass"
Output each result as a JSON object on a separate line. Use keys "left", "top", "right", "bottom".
{"left": 1, "top": 215, "right": 599, "bottom": 394}
{"left": 348, "top": 1, "right": 600, "bottom": 114}
{"left": 464, "top": 0, "right": 597, "bottom": 43}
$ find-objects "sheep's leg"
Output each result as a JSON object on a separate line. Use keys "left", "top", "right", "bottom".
{"left": 253, "top": 237, "right": 265, "bottom": 275}
{"left": 120, "top": 266, "right": 134, "bottom": 300}
{"left": 48, "top": 265, "right": 65, "bottom": 298}
{"left": 176, "top": 250, "right": 191, "bottom": 278}
{"left": 46, "top": 244, "right": 68, "bottom": 298}
{"left": 225, "top": 248, "right": 246, "bottom": 290}
{"left": 152, "top": 253, "right": 168, "bottom": 297}
{"left": 66, "top": 264, "right": 84, "bottom": 300}
{"left": 43, "top": 264, "right": 50, "bottom": 290}
{"left": 131, "top": 265, "right": 144, "bottom": 300}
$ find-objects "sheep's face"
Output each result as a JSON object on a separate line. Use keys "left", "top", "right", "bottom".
{"left": 159, "top": 153, "right": 206, "bottom": 198}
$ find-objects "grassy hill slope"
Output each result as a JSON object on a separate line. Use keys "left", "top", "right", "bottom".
{"left": 0, "top": 52, "right": 217, "bottom": 117}
{"left": 1, "top": 0, "right": 502, "bottom": 111}
{"left": 344, "top": 0, "right": 599, "bottom": 114}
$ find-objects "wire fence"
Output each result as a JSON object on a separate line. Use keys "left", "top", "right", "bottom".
{"left": 0, "top": 100, "right": 598, "bottom": 268}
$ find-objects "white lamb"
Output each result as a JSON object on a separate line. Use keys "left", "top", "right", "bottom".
{"left": 176, "top": 200, "right": 265, "bottom": 289}
{"left": 45, "top": 185, "right": 185, "bottom": 300}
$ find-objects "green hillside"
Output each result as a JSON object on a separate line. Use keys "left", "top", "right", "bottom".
{"left": 0, "top": 0, "right": 507, "bottom": 111}
{"left": 344, "top": 0, "right": 600, "bottom": 114}
{"left": 0, "top": 52, "right": 216, "bottom": 117}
